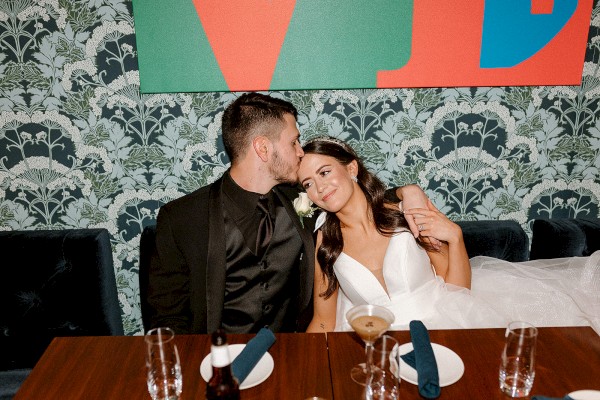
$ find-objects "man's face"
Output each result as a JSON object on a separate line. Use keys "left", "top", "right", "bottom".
{"left": 268, "top": 113, "right": 304, "bottom": 184}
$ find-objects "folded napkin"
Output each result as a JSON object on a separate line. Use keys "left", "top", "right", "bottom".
{"left": 400, "top": 320, "right": 440, "bottom": 399}
{"left": 231, "top": 327, "right": 276, "bottom": 384}
{"left": 531, "top": 396, "right": 574, "bottom": 400}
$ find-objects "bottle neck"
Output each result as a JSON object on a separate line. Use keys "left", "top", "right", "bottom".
{"left": 211, "top": 344, "right": 231, "bottom": 368}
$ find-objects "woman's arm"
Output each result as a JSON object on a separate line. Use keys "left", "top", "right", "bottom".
{"left": 404, "top": 200, "right": 471, "bottom": 289}
{"left": 306, "top": 233, "right": 338, "bottom": 332}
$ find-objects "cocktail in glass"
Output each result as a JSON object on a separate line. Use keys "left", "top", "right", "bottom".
{"left": 346, "top": 304, "right": 395, "bottom": 385}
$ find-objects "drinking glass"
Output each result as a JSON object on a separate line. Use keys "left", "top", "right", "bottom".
{"left": 346, "top": 304, "right": 395, "bottom": 385}
{"left": 365, "top": 335, "right": 401, "bottom": 400}
{"left": 145, "top": 327, "right": 183, "bottom": 400}
{"left": 499, "top": 321, "right": 538, "bottom": 398}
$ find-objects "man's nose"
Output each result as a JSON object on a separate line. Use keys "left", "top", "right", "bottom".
{"left": 296, "top": 145, "right": 304, "bottom": 157}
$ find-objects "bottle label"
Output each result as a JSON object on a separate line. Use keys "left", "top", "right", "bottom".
{"left": 210, "top": 345, "right": 231, "bottom": 368}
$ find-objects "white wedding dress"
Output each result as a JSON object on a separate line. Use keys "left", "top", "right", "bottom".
{"left": 333, "top": 230, "right": 600, "bottom": 333}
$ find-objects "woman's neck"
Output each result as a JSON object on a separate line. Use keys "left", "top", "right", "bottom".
{"left": 336, "top": 190, "right": 374, "bottom": 234}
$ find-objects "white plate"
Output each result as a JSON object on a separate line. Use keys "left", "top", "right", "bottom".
{"left": 569, "top": 390, "right": 600, "bottom": 400}
{"left": 200, "top": 344, "right": 274, "bottom": 390}
{"left": 397, "top": 342, "right": 464, "bottom": 387}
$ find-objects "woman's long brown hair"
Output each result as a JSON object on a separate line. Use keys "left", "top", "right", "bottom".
{"left": 303, "top": 137, "right": 431, "bottom": 299}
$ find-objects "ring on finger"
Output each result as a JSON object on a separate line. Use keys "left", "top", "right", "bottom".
{"left": 418, "top": 224, "right": 424, "bottom": 231}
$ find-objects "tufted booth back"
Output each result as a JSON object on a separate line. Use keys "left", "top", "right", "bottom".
{"left": 0, "top": 228, "right": 123, "bottom": 373}
{"left": 456, "top": 220, "right": 529, "bottom": 262}
{"left": 529, "top": 218, "right": 600, "bottom": 259}
{"left": 139, "top": 224, "right": 157, "bottom": 333}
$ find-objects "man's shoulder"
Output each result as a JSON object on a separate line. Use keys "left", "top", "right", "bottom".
{"left": 161, "top": 182, "right": 215, "bottom": 212}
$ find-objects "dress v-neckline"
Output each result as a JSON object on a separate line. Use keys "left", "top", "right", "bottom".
{"left": 339, "top": 236, "right": 396, "bottom": 298}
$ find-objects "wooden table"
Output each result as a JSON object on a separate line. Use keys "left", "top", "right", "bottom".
{"left": 328, "top": 327, "right": 600, "bottom": 399}
{"left": 14, "top": 327, "right": 600, "bottom": 399}
{"left": 14, "top": 333, "right": 332, "bottom": 400}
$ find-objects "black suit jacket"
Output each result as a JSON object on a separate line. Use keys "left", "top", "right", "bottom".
{"left": 147, "top": 175, "right": 315, "bottom": 334}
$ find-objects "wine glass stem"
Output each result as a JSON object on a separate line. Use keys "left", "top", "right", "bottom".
{"left": 365, "top": 342, "right": 374, "bottom": 377}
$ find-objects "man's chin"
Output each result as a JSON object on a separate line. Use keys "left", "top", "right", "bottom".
{"left": 276, "top": 177, "right": 299, "bottom": 186}
{"left": 275, "top": 172, "right": 299, "bottom": 185}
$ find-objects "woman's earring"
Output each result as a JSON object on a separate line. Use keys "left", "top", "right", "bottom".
{"left": 351, "top": 176, "right": 358, "bottom": 183}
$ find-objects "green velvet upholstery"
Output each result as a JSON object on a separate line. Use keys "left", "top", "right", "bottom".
{"left": 0, "top": 228, "right": 123, "bottom": 397}
{"left": 457, "top": 220, "right": 529, "bottom": 262}
{"left": 139, "top": 224, "right": 156, "bottom": 333}
{"left": 530, "top": 218, "right": 600, "bottom": 259}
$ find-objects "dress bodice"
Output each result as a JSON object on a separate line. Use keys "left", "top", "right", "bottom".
{"left": 334, "top": 230, "right": 435, "bottom": 308}
{"left": 334, "top": 230, "right": 457, "bottom": 331}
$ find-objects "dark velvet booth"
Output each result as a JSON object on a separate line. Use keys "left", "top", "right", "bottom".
{"left": 139, "top": 224, "right": 157, "bottom": 333}
{"left": 0, "top": 228, "right": 123, "bottom": 399}
{"left": 456, "top": 220, "right": 529, "bottom": 262}
{"left": 529, "top": 218, "right": 600, "bottom": 259}
{"left": 138, "top": 217, "right": 600, "bottom": 331}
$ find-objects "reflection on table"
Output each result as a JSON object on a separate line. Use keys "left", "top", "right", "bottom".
{"left": 14, "top": 327, "right": 600, "bottom": 400}
{"left": 329, "top": 327, "right": 600, "bottom": 399}
{"left": 14, "top": 333, "right": 332, "bottom": 400}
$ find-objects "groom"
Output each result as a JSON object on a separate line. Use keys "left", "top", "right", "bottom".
{"left": 147, "top": 92, "right": 426, "bottom": 334}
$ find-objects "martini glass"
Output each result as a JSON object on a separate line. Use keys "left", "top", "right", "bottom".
{"left": 346, "top": 304, "right": 395, "bottom": 385}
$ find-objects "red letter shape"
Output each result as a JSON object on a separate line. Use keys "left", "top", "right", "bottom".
{"left": 192, "top": 0, "right": 296, "bottom": 92}
{"left": 377, "top": 0, "right": 592, "bottom": 88}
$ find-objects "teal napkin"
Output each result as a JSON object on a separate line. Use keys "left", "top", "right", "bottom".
{"left": 400, "top": 320, "right": 440, "bottom": 399}
{"left": 231, "top": 327, "right": 275, "bottom": 383}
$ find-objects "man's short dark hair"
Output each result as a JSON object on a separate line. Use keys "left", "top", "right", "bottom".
{"left": 221, "top": 93, "right": 298, "bottom": 164}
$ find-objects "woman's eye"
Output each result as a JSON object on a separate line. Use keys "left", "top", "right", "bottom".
{"left": 303, "top": 182, "right": 312, "bottom": 189}
{"left": 320, "top": 170, "right": 330, "bottom": 177}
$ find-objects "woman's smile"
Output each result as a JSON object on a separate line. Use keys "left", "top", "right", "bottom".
{"left": 321, "top": 189, "right": 336, "bottom": 202}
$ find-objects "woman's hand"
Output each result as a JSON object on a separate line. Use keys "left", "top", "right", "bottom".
{"left": 404, "top": 199, "right": 463, "bottom": 244}
{"left": 406, "top": 199, "right": 471, "bottom": 289}
{"left": 395, "top": 185, "right": 442, "bottom": 249}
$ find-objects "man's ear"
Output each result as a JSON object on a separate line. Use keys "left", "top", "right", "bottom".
{"left": 252, "top": 135, "right": 270, "bottom": 162}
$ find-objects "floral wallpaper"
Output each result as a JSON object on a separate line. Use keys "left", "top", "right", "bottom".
{"left": 1, "top": 0, "right": 600, "bottom": 335}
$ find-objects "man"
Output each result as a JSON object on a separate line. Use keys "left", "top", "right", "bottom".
{"left": 147, "top": 92, "right": 427, "bottom": 334}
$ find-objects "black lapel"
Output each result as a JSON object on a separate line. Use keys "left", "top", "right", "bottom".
{"left": 205, "top": 177, "right": 226, "bottom": 333}
{"left": 274, "top": 187, "right": 315, "bottom": 312}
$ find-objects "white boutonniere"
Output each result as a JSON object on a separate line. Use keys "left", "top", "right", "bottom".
{"left": 293, "top": 192, "right": 318, "bottom": 227}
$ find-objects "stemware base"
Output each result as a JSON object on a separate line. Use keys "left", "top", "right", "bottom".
{"left": 351, "top": 363, "right": 368, "bottom": 385}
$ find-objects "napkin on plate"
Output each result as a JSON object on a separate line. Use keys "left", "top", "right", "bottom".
{"left": 531, "top": 396, "right": 574, "bottom": 400}
{"left": 231, "top": 327, "right": 276, "bottom": 384}
{"left": 400, "top": 320, "right": 440, "bottom": 399}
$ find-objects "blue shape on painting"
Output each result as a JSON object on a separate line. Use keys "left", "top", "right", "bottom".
{"left": 480, "top": 0, "right": 577, "bottom": 68}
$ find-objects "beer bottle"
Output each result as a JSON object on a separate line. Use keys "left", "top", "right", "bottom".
{"left": 206, "top": 329, "right": 240, "bottom": 400}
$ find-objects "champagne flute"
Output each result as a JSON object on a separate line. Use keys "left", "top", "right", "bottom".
{"left": 346, "top": 304, "right": 395, "bottom": 385}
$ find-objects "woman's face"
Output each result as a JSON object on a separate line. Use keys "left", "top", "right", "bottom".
{"left": 298, "top": 152, "right": 357, "bottom": 213}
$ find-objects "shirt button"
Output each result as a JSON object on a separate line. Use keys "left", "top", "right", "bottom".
{"left": 261, "top": 282, "right": 269, "bottom": 290}
{"left": 263, "top": 304, "right": 272, "bottom": 313}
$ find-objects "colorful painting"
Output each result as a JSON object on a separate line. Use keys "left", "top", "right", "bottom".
{"left": 132, "top": 0, "right": 593, "bottom": 92}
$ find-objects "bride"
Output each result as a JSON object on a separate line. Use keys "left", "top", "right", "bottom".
{"left": 299, "top": 136, "right": 599, "bottom": 333}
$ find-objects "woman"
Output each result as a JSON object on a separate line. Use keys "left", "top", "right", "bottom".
{"left": 299, "top": 137, "right": 492, "bottom": 332}
{"left": 299, "top": 137, "right": 599, "bottom": 333}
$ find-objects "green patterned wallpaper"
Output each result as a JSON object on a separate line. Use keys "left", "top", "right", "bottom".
{"left": 1, "top": 1, "right": 599, "bottom": 334}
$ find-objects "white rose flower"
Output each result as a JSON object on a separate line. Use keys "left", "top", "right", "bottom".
{"left": 293, "top": 192, "right": 317, "bottom": 227}
{"left": 293, "top": 192, "right": 312, "bottom": 214}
